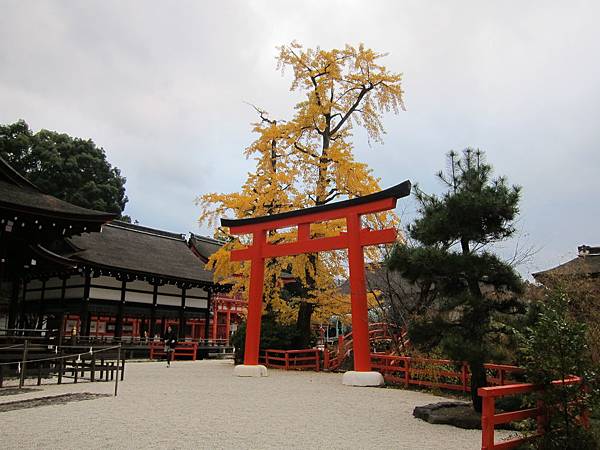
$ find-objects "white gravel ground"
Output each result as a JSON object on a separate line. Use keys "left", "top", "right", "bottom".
{"left": 0, "top": 360, "right": 510, "bottom": 449}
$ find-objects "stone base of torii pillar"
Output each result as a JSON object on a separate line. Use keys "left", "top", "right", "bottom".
{"left": 233, "top": 364, "right": 268, "bottom": 377}
{"left": 342, "top": 371, "right": 384, "bottom": 387}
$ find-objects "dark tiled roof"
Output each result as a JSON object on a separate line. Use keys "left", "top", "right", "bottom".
{"left": 67, "top": 222, "right": 214, "bottom": 284}
{"left": 0, "top": 156, "right": 116, "bottom": 223}
{"left": 533, "top": 255, "right": 600, "bottom": 279}
{"left": 188, "top": 233, "right": 224, "bottom": 261}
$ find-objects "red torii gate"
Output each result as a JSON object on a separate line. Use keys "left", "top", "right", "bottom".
{"left": 221, "top": 181, "right": 410, "bottom": 385}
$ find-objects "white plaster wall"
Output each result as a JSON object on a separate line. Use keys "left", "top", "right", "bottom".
{"left": 64, "top": 287, "right": 84, "bottom": 299}
{"left": 156, "top": 294, "right": 181, "bottom": 306}
{"left": 187, "top": 287, "right": 207, "bottom": 298}
{"left": 45, "top": 278, "right": 63, "bottom": 289}
{"left": 89, "top": 287, "right": 121, "bottom": 301}
{"left": 66, "top": 275, "right": 85, "bottom": 287}
{"left": 186, "top": 297, "right": 208, "bottom": 309}
{"left": 126, "top": 290, "right": 153, "bottom": 304}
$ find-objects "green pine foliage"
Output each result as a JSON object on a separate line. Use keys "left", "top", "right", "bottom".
{"left": 0, "top": 119, "right": 128, "bottom": 216}
{"left": 387, "top": 148, "right": 525, "bottom": 412}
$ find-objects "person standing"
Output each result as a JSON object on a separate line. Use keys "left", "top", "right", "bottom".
{"left": 71, "top": 325, "right": 78, "bottom": 345}
{"left": 163, "top": 325, "right": 177, "bottom": 367}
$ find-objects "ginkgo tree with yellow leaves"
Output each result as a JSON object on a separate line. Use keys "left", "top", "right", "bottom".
{"left": 198, "top": 42, "right": 405, "bottom": 346}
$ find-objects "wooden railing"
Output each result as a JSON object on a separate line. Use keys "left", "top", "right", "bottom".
{"left": 148, "top": 341, "right": 198, "bottom": 361}
{"left": 370, "top": 354, "right": 525, "bottom": 392}
{"left": 260, "top": 349, "right": 320, "bottom": 371}
{"left": 0, "top": 341, "right": 125, "bottom": 392}
{"left": 326, "top": 322, "right": 409, "bottom": 371}
{"left": 478, "top": 377, "right": 586, "bottom": 450}
{"left": 0, "top": 335, "right": 232, "bottom": 348}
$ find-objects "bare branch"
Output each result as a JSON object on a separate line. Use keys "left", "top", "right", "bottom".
{"left": 330, "top": 85, "right": 373, "bottom": 135}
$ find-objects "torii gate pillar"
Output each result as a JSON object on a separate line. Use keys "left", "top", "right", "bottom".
{"left": 221, "top": 181, "right": 411, "bottom": 385}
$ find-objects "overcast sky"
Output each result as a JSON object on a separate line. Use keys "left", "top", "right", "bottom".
{"left": 1, "top": 1, "right": 599, "bottom": 277}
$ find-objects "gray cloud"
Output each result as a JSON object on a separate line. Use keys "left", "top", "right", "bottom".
{"left": 1, "top": 0, "right": 598, "bottom": 277}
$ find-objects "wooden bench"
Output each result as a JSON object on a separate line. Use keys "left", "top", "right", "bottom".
{"left": 149, "top": 341, "right": 197, "bottom": 361}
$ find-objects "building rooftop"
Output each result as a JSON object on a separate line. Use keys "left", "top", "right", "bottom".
{"left": 66, "top": 221, "right": 214, "bottom": 285}
{"left": 533, "top": 244, "right": 600, "bottom": 280}
{"left": 0, "top": 156, "right": 116, "bottom": 234}
{"left": 188, "top": 233, "right": 225, "bottom": 262}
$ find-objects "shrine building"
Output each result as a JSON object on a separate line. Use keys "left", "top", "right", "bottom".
{"left": 1, "top": 156, "right": 244, "bottom": 348}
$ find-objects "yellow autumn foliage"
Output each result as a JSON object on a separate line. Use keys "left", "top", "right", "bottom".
{"left": 198, "top": 42, "right": 405, "bottom": 327}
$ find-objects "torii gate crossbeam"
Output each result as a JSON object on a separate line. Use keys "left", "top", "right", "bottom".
{"left": 221, "top": 180, "right": 411, "bottom": 385}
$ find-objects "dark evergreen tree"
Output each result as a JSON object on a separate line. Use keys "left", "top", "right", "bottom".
{"left": 0, "top": 119, "right": 128, "bottom": 216}
{"left": 387, "top": 148, "right": 524, "bottom": 411}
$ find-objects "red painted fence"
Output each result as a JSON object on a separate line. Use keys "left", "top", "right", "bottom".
{"left": 478, "top": 376, "right": 587, "bottom": 450}
{"left": 326, "top": 322, "right": 409, "bottom": 371}
{"left": 260, "top": 349, "right": 320, "bottom": 371}
{"left": 370, "top": 353, "right": 525, "bottom": 392}
{"left": 248, "top": 347, "right": 588, "bottom": 450}
{"left": 148, "top": 341, "right": 198, "bottom": 361}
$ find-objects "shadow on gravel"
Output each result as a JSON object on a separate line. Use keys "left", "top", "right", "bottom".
{"left": 0, "top": 387, "right": 42, "bottom": 397}
{"left": 0, "top": 393, "right": 110, "bottom": 413}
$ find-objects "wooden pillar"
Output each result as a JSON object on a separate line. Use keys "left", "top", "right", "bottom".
{"left": 243, "top": 229, "right": 266, "bottom": 366}
{"left": 58, "top": 277, "right": 67, "bottom": 344}
{"left": 150, "top": 283, "right": 158, "bottom": 336}
{"left": 19, "top": 280, "right": 28, "bottom": 331}
{"left": 115, "top": 278, "right": 126, "bottom": 338}
{"left": 204, "top": 289, "right": 211, "bottom": 341}
{"left": 179, "top": 287, "right": 186, "bottom": 340}
{"left": 81, "top": 273, "right": 91, "bottom": 338}
{"left": 346, "top": 213, "right": 371, "bottom": 372}
{"left": 225, "top": 307, "right": 231, "bottom": 345}
{"left": 7, "top": 279, "right": 20, "bottom": 333}
{"left": 36, "top": 279, "right": 46, "bottom": 330}
{"left": 212, "top": 300, "right": 218, "bottom": 341}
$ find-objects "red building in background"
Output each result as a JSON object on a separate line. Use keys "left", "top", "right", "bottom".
{"left": 188, "top": 233, "right": 246, "bottom": 345}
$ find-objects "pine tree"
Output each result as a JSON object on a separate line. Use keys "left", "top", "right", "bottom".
{"left": 387, "top": 148, "right": 524, "bottom": 411}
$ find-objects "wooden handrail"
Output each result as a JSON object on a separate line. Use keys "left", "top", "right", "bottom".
{"left": 478, "top": 376, "right": 584, "bottom": 450}
{"left": 261, "top": 349, "right": 320, "bottom": 372}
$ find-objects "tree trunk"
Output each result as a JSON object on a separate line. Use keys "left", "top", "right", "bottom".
{"left": 295, "top": 301, "right": 314, "bottom": 348}
{"left": 470, "top": 360, "right": 487, "bottom": 413}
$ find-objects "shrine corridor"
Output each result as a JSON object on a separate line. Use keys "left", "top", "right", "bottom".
{"left": 0, "top": 360, "right": 510, "bottom": 449}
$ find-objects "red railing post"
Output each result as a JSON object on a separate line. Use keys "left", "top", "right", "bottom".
{"left": 581, "top": 383, "right": 590, "bottom": 429}
{"left": 480, "top": 392, "right": 495, "bottom": 450}
{"left": 462, "top": 363, "right": 469, "bottom": 392}
{"left": 323, "top": 348, "right": 330, "bottom": 370}
{"left": 536, "top": 399, "right": 546, "bottom": 435}
{"left": 404, "top": 357, "right": 410, "bottom": 387}
{"left": 284, "top": 351, "right": 289, "bottom": 370}
{"left": 315, "top": 350, "right": 320, "bottom": 372}
{"left": 333, "top": 334, "right": 345, "bottom": 369}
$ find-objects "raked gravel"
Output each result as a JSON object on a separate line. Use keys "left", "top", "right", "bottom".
{"left": 0, "top": 360, "right": 513, "bottom": 449}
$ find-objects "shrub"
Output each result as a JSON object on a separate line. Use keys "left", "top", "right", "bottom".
{"left": 517, "top": 289, "right": 599, "bottom": 449}
{"left": 230, "top": 311, "right": 307, "bottom": 364}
